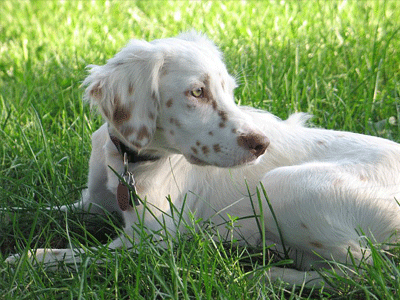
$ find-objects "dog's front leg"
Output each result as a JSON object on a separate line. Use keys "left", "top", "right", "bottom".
{"left": 60, "top": 124, "right": 123, "bottom": 215}
{"left": 5, "top": 247, "right": 90, "bottom": 270}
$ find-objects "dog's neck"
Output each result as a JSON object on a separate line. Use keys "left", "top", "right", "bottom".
{"left": 109, "top": 134, "right": 161, "bottom": 164}
{"left": 108, "top": 126, "right": 161, "bottom": 164}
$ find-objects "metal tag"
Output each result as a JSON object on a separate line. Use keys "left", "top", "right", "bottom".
{"left": 116, "top": 153, "right": 140, "bottom": 211}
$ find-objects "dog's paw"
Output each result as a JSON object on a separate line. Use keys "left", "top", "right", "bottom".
{"left": 5, "top": 253, "right": 21, "bottom": 265}
{"left": 5, "top": 249, "right": 81, "bottom": 269}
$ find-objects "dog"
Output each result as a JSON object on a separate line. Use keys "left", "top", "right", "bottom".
{"left": 6, "top": 31, "right": 400, "bottom": 286}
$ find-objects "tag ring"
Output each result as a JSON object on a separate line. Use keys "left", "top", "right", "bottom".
{"left": 123, "top": 152, "right": 129, "bottom": 173}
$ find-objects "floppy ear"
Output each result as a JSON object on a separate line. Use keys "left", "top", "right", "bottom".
{"left": 83, "top": 40, "right": 164, "bottom": 150}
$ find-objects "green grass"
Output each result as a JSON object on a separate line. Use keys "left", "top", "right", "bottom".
{"left": 1, "top": 0, "right": 400, "bottom": 298}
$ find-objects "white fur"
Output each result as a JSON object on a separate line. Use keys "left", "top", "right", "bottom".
{"left": 6, "top": 32, "right": 400, "bottom": 287}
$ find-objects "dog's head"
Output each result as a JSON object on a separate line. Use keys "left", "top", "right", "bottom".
{"left": 84, "top": 32, "right": 269, "bottom": 168}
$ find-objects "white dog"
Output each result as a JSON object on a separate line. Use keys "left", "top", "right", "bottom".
{"left": 6, "top": 32, "right": 400, "bottom": 286}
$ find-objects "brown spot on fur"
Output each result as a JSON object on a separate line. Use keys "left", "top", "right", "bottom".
{"left": 187, "top": 104, "right": 195, "bottom": 110}
{"left": 310, "top": 241, "right": 323, "bottom": 249}
{"left": 166, "top": 98, "right": 173, "bottom": 108}
{"left": 169, "top": 130, "right": 174, "bottom": 135}
{"left": 196, "top": 141, "right": 201, "bottom": 147}
{"left": 211, "top": 100, "right": 217, "bottom": 110}
{"left": 202, "top": 146, "right": 210, "bottom": 155}
{"left": 191, "top": 147, "right": 198, "bottom": 154}
{"left": 219, "top": 122, "right": 226, "bottom": 128}
{"left": 208, "top": 131, "right": 213, "bottom": 136}
{"left": 300, "top": 222, "right": 308, "bottom": 229}
{"left": 90, "top": 82, "right": 103, "bottom": 100}
{"left": 169, "top": 117, "right": 181, "bottom": 127}
{"left": 231, "top": 128, "right": 237, "bottom": 134}
{"left": 189, "top": 155, "right": 208, "bottom": 166}
{"left": 148, "top": 112, "right": 155, "bottom": 120}
{"left": 218, "top": 110, "right": 228, "bottom": 122}
{"left": 137, "top": 126, "right": 150, "bottom": 141}
{"left": 113, "top": 105, "right": 131, "bottom": 125}
{"left": 213, "top": 144, "right": 221, "bottom": 153}
{"left": 128, "top": 83, "right": 134, "bottom": 96}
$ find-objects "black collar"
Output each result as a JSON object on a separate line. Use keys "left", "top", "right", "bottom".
{"left": 109, "top": 134, "right": 160, "bottom": 164}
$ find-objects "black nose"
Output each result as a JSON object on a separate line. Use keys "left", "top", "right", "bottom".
{"left": 237, "top": 132, "right": 269, "bottom": 157}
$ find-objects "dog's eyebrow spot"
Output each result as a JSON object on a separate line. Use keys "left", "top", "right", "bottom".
{"left": 196, "top": 141, "right": 201, "bottom": 146}
{"left": 191, "top": 147, "right": 198, "bottom": 154}
{"left": 137, "top": 126, "right": 150, "bottom": 141}
{"left": 203, "top": 74, "right": 211, "bottom": 86}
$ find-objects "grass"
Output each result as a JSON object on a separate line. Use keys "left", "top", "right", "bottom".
{"left": 1, "top": 0, "right": 400, "bottom": 298}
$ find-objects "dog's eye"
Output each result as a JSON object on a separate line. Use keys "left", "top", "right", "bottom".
{"left": 190, "top": 87, "right": 204, "bottom": 98}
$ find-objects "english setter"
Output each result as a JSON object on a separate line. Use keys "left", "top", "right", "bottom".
{"left": 6, "top": 32, "right": 400, "bottom": 286}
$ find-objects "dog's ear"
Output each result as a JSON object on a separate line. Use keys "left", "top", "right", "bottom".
{"left": 83, "top": 40, "right": 164, "bottom": 149}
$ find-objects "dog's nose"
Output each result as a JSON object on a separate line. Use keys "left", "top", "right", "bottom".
{"left": 237, "top": 132, "right": 269, "bottom": 157}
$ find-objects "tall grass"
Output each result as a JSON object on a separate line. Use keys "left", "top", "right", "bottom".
{"left": 1, "top": 1, "right": 400, "bottom": 298}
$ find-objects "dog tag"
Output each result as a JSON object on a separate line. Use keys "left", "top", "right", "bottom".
{"left": 117, "top": 181, "right": 131, "bottom": 211}
{"left": 116, "top": 153, "right": 140, "bottom": 211}
{"left": 117, "top": 171, "right": 140, "bottom": 210}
